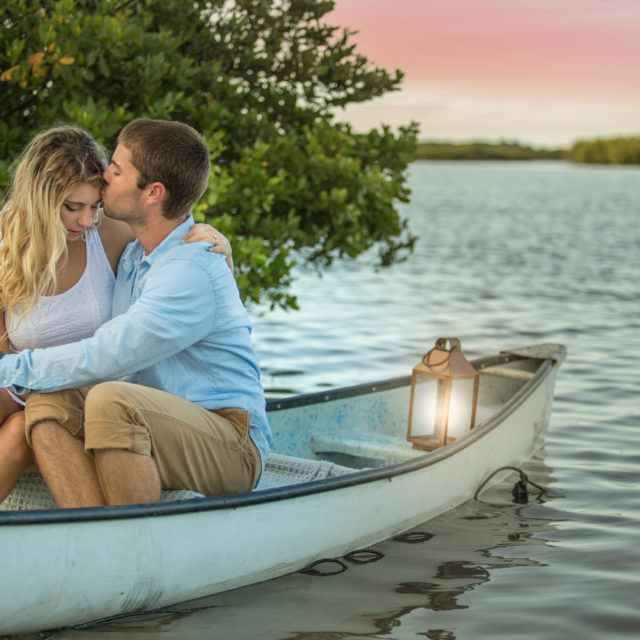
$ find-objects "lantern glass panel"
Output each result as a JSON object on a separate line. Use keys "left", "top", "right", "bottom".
{"left": 446, "top": 377, "right": 476, "bottom": 439}
{"left": 410, "top": 375, "right": 442, "bottom": 439}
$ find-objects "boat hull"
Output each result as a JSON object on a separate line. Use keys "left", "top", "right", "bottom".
{"left": 0, "top": 346, "right": 563, "bottom": 635}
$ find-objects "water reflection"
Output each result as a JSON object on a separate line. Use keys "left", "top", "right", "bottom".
{"left": 283, "top": 458, "right": 559, "bottom": 639}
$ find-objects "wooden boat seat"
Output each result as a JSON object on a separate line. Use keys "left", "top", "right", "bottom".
{"left": 481, "top": 366, "right": 534, "bottom": 381}
{"left": 310, "top": 429, "right": 418, "bottom": 466}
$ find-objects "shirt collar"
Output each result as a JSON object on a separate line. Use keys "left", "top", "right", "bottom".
{"left": 121, "top": 215, "right": 194, "bottom": 273}
{"left": 143, "top": 214, "right": 194, "bottom": 265}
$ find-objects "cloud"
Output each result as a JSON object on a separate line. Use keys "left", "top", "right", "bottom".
{"left": 330, "top": 0, "right": 640, "bottom": 145}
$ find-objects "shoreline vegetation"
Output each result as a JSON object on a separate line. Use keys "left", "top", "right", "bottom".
{"left": 414, "top": 136, "right": 640, "bottom": 164}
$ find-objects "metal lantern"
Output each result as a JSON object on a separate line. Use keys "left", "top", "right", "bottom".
{"left": 407, "top": 337, "right": 479, "bottom": 450}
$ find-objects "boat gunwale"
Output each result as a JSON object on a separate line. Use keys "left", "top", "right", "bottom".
{"left": 0, "top": 352, "right": 555, "bottom": 527}
{"left": 265, "top": 352, "right": 521, "bottom": 412}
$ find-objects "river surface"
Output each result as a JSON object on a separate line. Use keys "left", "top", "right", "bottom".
{"left": 44, "top": 161, "right": 639, "bottom": 639}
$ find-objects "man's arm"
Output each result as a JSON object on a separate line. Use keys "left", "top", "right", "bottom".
{"left": 0, "top": 255, "right": 224, "bottom": 394}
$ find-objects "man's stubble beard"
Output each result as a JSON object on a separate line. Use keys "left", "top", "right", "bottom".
{"left": 102, "top": 201, "right": 147, "bottom": 228}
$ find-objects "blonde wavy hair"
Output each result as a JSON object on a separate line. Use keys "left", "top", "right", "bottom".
{"left": 0, "top": 125, "right": 107, "bottom": 318}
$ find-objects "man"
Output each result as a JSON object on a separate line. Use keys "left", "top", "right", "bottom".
{"left": 0, "top": 118, "right": 271, "bottom": 507}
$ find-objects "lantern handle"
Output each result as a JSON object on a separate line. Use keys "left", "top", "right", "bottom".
{"left": 422, "top": 337, "right": 462, "bottom": 368}
{"left": 435, "top": 337, "right": 461, "bottom": 351}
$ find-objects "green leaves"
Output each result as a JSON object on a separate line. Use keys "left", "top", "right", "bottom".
{"left": 1, "top": 0, "right": 417, "bottom": 309}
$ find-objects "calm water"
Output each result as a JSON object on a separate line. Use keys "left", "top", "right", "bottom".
{"left": 46, "top": 161, "right": 639, "bottom": 639}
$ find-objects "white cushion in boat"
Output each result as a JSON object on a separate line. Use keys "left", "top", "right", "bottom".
{"left": 0, "top": 472, "right": 203, "bottom": 511}
{"left": 255, "top": 452, "right": 355, "bottom": 491}
{"left": 0, "top": 453, "right": 355, "bottom": 510}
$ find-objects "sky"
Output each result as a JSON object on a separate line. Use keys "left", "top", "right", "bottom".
{"left": 329, "top": 0, "right": 640, "bottom": 147}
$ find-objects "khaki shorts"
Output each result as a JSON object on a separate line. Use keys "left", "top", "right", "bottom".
{"left": 25, "top": 381, "right": 260, "bottom": 497}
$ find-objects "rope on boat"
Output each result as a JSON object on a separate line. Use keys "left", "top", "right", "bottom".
{"left": 473, "top": 465, "right": 550, "bottom": 504}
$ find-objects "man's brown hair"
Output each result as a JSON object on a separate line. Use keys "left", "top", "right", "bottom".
{"left": 118, "top": 118, "right": 210, "bottom": 219}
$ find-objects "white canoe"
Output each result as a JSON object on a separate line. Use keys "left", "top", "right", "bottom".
{"left": 0, "top": 343, "right": 566, "bottom": 635}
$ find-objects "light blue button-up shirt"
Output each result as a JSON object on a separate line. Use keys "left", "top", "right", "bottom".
{"left": 0, "top": 216, "right": 271, "bottom": 468}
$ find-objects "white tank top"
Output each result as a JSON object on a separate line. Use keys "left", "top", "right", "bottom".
{"left": 5, "top": 229, "right": 116, "bottom": 352}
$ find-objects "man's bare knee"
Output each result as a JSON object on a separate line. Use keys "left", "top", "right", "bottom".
{"left": 30, "top": 419, "right": 53, "bottom": 439}
{"left": 94, "top": 448, "right": 161, "bottom": 505}
{"left": 30, "top": 420, "right": 67, "bottom": 449}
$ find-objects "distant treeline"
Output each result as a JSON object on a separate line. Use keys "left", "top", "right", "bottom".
{"left": 565, "top": 137, "right": 640, "bottom": 164}
{"left": 414, "top": 137, "right": 640, "bottom": 164}
{"left": 414, "top": 141, "right": 564, "bottom": 161}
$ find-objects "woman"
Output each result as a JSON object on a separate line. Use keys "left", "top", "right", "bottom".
{"left": 0, "top": 125, "right": 230, "bottom": 502}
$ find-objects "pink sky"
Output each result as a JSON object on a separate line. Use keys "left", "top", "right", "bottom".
{"left": 329, "top": 0, "right": 640, "bottom": 145}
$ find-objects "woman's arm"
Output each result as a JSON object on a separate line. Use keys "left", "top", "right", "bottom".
{"left": 182, "top": 223, "right": 234, "bottom": 272}
{"left": 0, "top": 312, "right": 26, "bottom": 416}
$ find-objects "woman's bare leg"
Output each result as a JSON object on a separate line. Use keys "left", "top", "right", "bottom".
{"left": 0, "top": 411, "right": 34, "bottom": 503}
